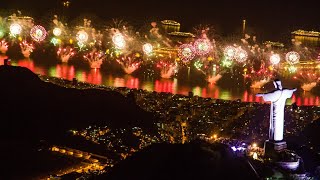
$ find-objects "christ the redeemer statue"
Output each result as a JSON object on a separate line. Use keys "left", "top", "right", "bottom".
{"left": 256, "top": 79, "right": 296, "bottom": 142}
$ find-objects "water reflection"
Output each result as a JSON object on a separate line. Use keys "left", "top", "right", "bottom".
{"left": 17, "top": 59, "right": 46, "bottom": 75}
{"left": 3, "top": 59, "right": 320, "bottom": 106}
{"left": 49, "top": 64, "right": 75, "bottom": 80}
{"left": 155, "top": 79, "right": 177, "bottom": 93}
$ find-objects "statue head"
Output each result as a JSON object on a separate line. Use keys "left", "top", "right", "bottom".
{"left": 273, "top": 79, "right": 282, "bottom": 90}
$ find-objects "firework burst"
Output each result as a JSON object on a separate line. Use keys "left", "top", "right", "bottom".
{"left": 30, "top": 25, "right": 47, "bottom": 42}
{"left": 142, "top": 43, "right": 153, "bottom": 55}
{"left": 10, "top": 23, "right": 22, "bottom": 37}
{"left": 178, "top": 44, "right": 196, "bottom": 63}
{"left": 157, "top": 59, "right": 177, "bottom": 78}
{"left": 223, "top": 46, "right": 237, "bottom": 60}
{"left": 57, "top": 46, "right": 75, "bottom": 63}
{"left": 116, "top": 53, "right": 142, "bottom": 74}
{"left": 285, "top": 51, "right": 300, "bottom": 65}
{"left": 20, "top": 41, "right": 34, "bottom": 58}
{"left": 83, "top": 49, "right": 106, "bottom": 69}
{"left": 234, "top": 47, "right": 248, "bottom": 63}
{"left": 194, "top": 38, "right": 212, "bottom": 56}
{"left": 0, "top": 39, "right": 8, "bottom": 54}
{"left": 269, "top": 53, "right": 281, "bottom": 65}
{"left": 293, "top": 71, "right": 320, "bottom": 91}
{"left": 244, "top": 65, "right": 274, "bottom": 89}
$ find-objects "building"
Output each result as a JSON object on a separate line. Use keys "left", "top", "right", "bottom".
{"left": 161, "top": 20, "right": 180, "bottom": 33}
{"left": 291, "top": 29, "right": 320, "bottom": 47}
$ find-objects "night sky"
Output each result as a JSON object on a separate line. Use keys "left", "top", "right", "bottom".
{"left": 2, "top": 0, "right": 320, "bottom": 41}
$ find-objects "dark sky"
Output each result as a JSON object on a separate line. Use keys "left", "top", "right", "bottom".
{"left": 2, "top": 0, "right": 320, "bottom": 41}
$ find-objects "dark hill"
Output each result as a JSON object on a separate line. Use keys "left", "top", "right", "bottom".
{"left": 0, "top": 65, "right": 157, "bottom": 141}
{"left": 0, "top": 65, "right": 159, "bottom": 179}
{"left": 99, "top": 140, "right": 259, "bottom": 180}
{"left": 303, "top": 118, "right": 320, "bottom": 149}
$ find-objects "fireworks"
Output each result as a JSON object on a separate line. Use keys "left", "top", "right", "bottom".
{"left": 30, "top": 25, "right": 47, "bottom": 42}
{"left": 235, "top": 48, "right": 248, "bottom": 63}
{"left": 20, "top": 41, "right": 34, "bottom": 58}
{"left": 83, "top": 49, "right": 106, "bottom": 69}
{"left": 194, "top": 60, "right": 203, "bottom": 70}
{"left": 244, "top": 65, "right": 274, "bottom": 89}
{"left": 194, "top": 39, "right": 211, "bottom": 56}
{"left": 157, "top": 60, "right": 177, "bottom": 78}
{"left": 10, "top": 23, "right": 22, "bottom": 36}
{"left": 207, "top": 74, "right": 222, "bottom": 84}
{"left": 293, "top": 71, "right": 320, "bottom": 91}
{"left": 0, "top": 40, "right": 8, "bottom": 54}
{"left": 112, "top": 33, "right": 126, "bottom": 49}
{"left": 117, "top": 54, "right": 142, "bottom": 74}
{"left": 221, "top": 58, "right": 233, "bottom": 67}
{"left": 178, "top": 44, "right": 195, "bottom": 63}
{"left": 76, "top": 30, "right": 88, "bottom": 43}
{"left": 143, "top": 43, "right": 153, "bottom": 55}
{"left": 285, "top": 51, "right": 300, "bottom": 65}
{"left": 301, "top": 82, "right": 317, "bottom": 91}
{"left": 270, "top": 53, "right": 281, "bottom": 65}
{"left": 0, "top": 30, "right": 4, "bottom": 38}
{"left": 50, "top": 37, "right": 61, "bottom": 46}
{"left": 250, "top": 78, "right": 270, "bottom": 89}
{"left": 223, "top": 46, "right": 237, "bottom": 60}
{"left": 57, "top": 47, "right": 75, "bottom": 63}
{"left": 53, "top": 27, "right": 62, "bottom": 36}
{"left": 76, "top": 30, "right": 89, "bottom": 50}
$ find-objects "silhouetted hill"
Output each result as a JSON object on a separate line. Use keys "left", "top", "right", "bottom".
{"left": 0, "top": 65, "right": 157, "bottom": 141}
{"left": 0, "top": 65, "right": 158, "bottom": 179}
{"left": 303, "top": 118, "right": 320, "bottom": 149}
{"left": 98, "top": 140, "right": 259, "bottom": 180}
{"left": 285, "top": 118, "right": 320, "bottom": 175}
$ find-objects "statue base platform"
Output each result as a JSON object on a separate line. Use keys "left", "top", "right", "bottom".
{"left": 264, "top": 140, "right": 287, "bottom": 159}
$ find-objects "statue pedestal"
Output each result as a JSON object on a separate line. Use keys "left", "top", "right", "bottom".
{"left": 264, "top": 140, "right": 287, "bottom": 159}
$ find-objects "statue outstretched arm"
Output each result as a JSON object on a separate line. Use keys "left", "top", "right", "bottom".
{"left": 283, "top": 88, "right": 297, "bottom": 98}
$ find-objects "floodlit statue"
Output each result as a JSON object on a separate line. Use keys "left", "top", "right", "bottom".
{"left": 256, "top": 79, "right": 296, "bottom": 141}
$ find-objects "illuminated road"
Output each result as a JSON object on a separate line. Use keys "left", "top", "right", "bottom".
{"left": 44, "top": 145, "right": 110, "bottom": 179}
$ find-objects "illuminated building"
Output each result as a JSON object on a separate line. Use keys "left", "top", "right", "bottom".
{"left": 168, "top": 32, "right": 195, "bottom": 43}
{"left": 7, "top": 15, "right": 34, "bottom": 23}
{"left": 161, "top": 20, "right": 180, "bottom": 33}
{"left": 161, "top": 20, "right": 194, "bottom": 43}
{"left": 292, "top": 29, "right": 320, "bottom": 46}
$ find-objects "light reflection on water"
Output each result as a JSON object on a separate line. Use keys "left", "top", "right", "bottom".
{"left": 5, "top": 58, "right": 320, "bottom": 106}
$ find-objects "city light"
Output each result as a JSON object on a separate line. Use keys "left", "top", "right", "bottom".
{"left": 253, "top": 152, "right": 258, "bottom": 160}
{"left": 252, "top": 143, "right": 257, "bottom": 148}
